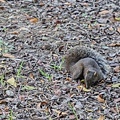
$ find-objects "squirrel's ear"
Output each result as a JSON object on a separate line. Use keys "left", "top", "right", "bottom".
{"left": 94, "top": 72, "right": 97, "bottom": 76}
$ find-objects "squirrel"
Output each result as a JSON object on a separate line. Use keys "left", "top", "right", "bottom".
{"left": 64, "top": 46, "right": 110, "bottom": 88}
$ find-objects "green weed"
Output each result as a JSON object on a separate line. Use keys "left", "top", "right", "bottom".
{"left": 8, "top": 110, "right": 13, "bottom": 120}
{"left": 68, "top": 102, "right": 79, "bottom": 120}
{"left": 39, "top": 69, "right": 52, "bottom": 81}
{"left": 22, "top": 85, "right": 36, "bottom": 91}
{"left": 0, "top": 74, "right": 5, "bottom": 86}
{"left": 51, "top": 59, "right": 64, "bottom": 71}
{"left": 16, "top": 61, "right": 24, "bottom": 78}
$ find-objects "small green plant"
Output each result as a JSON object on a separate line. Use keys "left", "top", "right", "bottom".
{"left": 16, "top": 61, "right": 24, "bottom": 78}
{"left": 68, "top": 102, "right": 79, "bottom": 120}
{"left": 22, "top": 85, "right": 36, "bottom": 91}
{"left": 39, "top": 69, "right": 52, "bottom": 81}
{"left": 0, "top": 74, "right": 5, "bottom": 86}
{"left": 8, "top": 110, "right": 13, "bottom": 120}
{"left": 50, "top": 64, "right": 61, "bottom": 70}
{"left": 0, "top": 39, "right": 13, "bottom": 53}
{"left": 51, "top": 58, "right": 64, "bottom": 71}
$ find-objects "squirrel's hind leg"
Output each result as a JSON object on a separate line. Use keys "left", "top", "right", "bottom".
{"left": 71, "top": 64, "right": 83, "bottom": 80}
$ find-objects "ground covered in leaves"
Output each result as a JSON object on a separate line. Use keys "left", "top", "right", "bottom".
{"left": 0, "top": 0, "right": 120, "bottom": 120}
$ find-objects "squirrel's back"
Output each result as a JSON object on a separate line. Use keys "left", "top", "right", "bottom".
{"left": 64, "top": 46, "right": 110, "bottom": 75}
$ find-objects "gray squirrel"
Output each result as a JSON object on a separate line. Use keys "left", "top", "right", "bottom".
{"left": 64, "top": 46, "right": 110, "bottom": 88}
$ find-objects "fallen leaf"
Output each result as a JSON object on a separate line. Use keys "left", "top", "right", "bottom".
{"left": 117, "top": 27, "right": 120, "bottom": 33}
{"left": 29, "top": 18, "right": 38, "bottom": 23}
{"left": 0, "top": 99, "right": 8, "bottom": 104}
{"left": 99, "top": 10, "right": 109, "bottom": 15}
{"left": 110, "top": 107, "right": 119, "bottom": 113}
{"left": 10, "top": 31, "right": 19, "bottom": 35}
{"left": 80, "top": 2, "right": 89, "bottom": 6}
{"left": 29, "top": 73, "right": 34, "bottom": 79}
{"left": 40, "top": 79, "right": 44, "bottom": 83}
{"left": 37, "top": 101, "right": 48, "bottom": 109}
{"left": 19, "top": 27, "right": 29, "bottom": 31}
{"left": 108, "top": 43, "right": 120, "bottom": 47}
{"left": 114, "top": 98, "right": 120, "bottom": 103}
{"left": 97, "top": 95, "right": 105, "bottom": 103}
{"left": 7, "top": 77, "right": 17, "bottom": 87}
{"left": 114, "top": 17, "right": 120, "bottom": 21}
{"left": 77, "top": 85, "right": 91, "bottom": 92}
{"left": 39, "top": 2, "right": 44, "bottom": 7}
{"left": 114, "top": 66, "right": 120, "bottom": 73}
{"left": 0, "top": 6, "right": 5, "bottom": 10}
{"left": 86, "top": 108, "right": 93, "bottom": 112}
{"left": 3, "top": 53, "right": 15, "bottom": 59}
{"left": 53, "top": 109, "right": 67, "bottom": 117}
{"left": 66, "top": 77, "right": 71, "bottom": 81}
{"left": 112, "top": 83, "right": 120, "bottom": 88}
{"left": 0, "top": 0, "right": 6, "bottom": 2}
{"left": 64, "top": 2, "right": 72, "bottom": 6}
{"left": 109, "top": 27, "right": 114, "bottom": 31}
{"left": 98, "top": 115, "right": 105, "bottom": 120}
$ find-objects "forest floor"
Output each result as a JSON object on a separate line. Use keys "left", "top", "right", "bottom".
{"left": 0, "top": 0, "right": 120, "bottom": 120}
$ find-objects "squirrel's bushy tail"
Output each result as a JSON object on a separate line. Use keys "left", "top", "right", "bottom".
{"left": 64, "top": 46, "right": 110, "bottom": 75}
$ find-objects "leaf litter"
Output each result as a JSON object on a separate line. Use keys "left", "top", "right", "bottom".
{"left": 0, "top": 0, "right": 119, "bottom": 119}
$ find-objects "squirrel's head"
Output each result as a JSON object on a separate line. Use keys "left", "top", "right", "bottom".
{"left": 85, "top": 70, "right": 98, "bottom": 88}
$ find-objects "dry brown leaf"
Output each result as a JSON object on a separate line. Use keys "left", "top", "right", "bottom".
{"left": 53, "top": 109, "right": 61, "bottom": 115}
{"left": 114, "top": 98, "right": 120, "bottom": 103}
{"left": 99, "top": 10, "right": 109, "bottom": 15}
{"left": 0, "top": 99, "right": 8, "bottom": 104}
{"left": 39, "top": 2, "right": 45, "bottom": 7}
{"left": 29, "top": 18, "right": 38, "bottom": 23}
{"left": 10, "top": 31, "right": 19, "bottom": 35}
{"left": 64, "top": 2, "right": 72, "bottom": 6}
{"left": 39, "top": 101, "right": 48, "bottom": 107}
{"left": 109, "top": 27, "right": 114, "bottom": 31}
{"left": 97, "top": 95, "right": 105, "bottom": 103}
{"left": 3, "top": 53, "right": 15, "bottom": 59}
{"left": 66, "top": 77, "right": 71, "bottom": 81}
{"left": 108, "top": 43, "right": 120, "bottom": 47}
{"left": 40, "top": 79, "right": 44, "bottom": 83}
{"left": 114, "top": 66, "right": 120, "bottom": 73}
{"left": 77, "top": 85, "right": 91, "bottom": 92}
{"left": 80, "top": 2, "right": 89, "bottom": 6}
{"left": 98, "top": 115, "right": 105, "bottom": 120}
{"left": 29, "top": 73, "right": 34, "bottom": 79}
{"left": 53, "top": 109, "right": 67, "bottom": 117}
{"left": 0, "top": 6, "right": 5, "bottom": 10}
{"left": 36, "top": 103, "right": 41, "bottom": 109}
{"left": 0, "top": 0, "right": 6, "bottom": 2}
{"left": 117, "top": 27, "right": 120, "bottom": 33}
